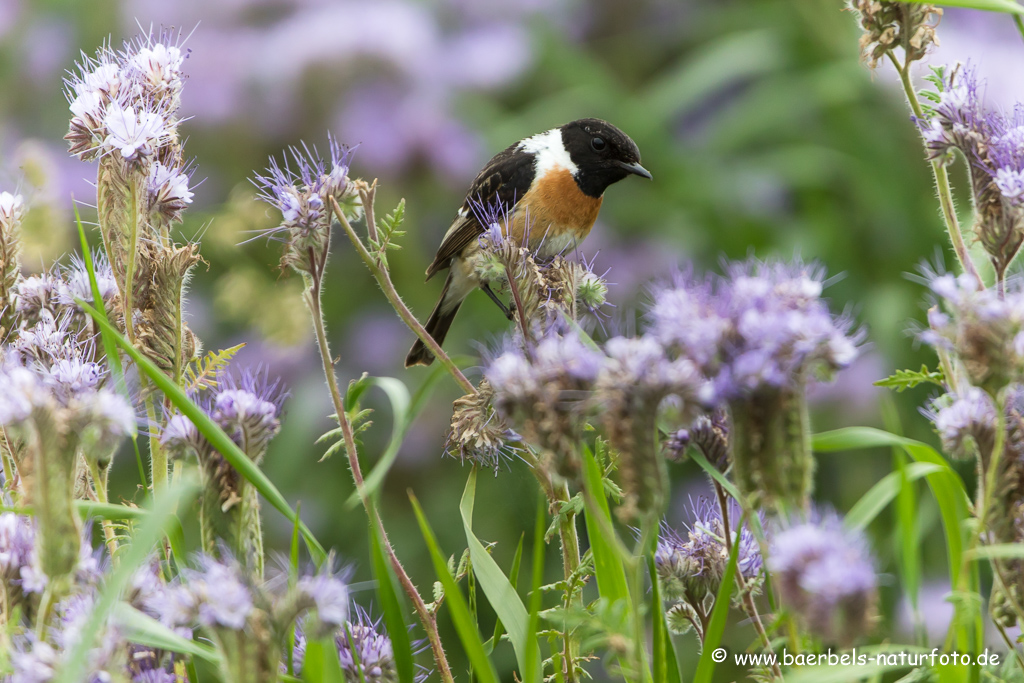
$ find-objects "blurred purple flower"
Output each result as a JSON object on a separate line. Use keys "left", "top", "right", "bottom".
{"left": 183, "top": 554, "right": 254, "bottom": 630}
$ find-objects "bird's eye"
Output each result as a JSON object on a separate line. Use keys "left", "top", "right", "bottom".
{"left": 591, "top": 136, "right": 607, "bottom": 152}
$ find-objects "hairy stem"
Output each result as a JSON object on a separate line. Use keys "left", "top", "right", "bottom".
{"left": 714, "top": 481, "right": 781, "bottom": 680}
{"left": 329, "top": 195, "right": 475, "bottom": 395}
{"left": 888, "top": 51, "right": 983, "bottom": 289}
{"left": 305, "top": 269, "right": 455, "bottom": 683}
{"left": 87, "top": 459, "right": 120, "bottom": 562}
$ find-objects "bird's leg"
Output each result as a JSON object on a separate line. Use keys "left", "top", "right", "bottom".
{"left": 481, "top": 283, "right": 514, "bottom": 320}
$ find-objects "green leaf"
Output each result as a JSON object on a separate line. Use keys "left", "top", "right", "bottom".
{"left": 113, "top": 603, "right": 221, "bottom": 665}
{"left": 873, "top": 365, "right": 944, "bottom": 392}
{"left": 56, "top": 480, "right": 199, "bottom": 683}
{"left": 410, "top": 492, "right": 499, "bottom": 683}
{"left": 693, "top": 518, "right": 741, "bottom": 683}
{"left": 461, "top": 469, "right": 541, "bottom": 681}
{"left": 78, "top": 300, "right": 327, "bottom": 564}
{"left": 487, "top": 533, "right": 524, "bottom": 653}
{"left": 844, "top": 462, "right": 942, "bottom": 532}
{"left": 648, "top": 555, "right": 682, "bottom": 683}
{"left": 184, "top": 343, "right": 246, "bottom": 393}
{"left": 965, "top": 543, "right": 1024, "bottom": 560}
{"left": 813, "top": 428, "right": 969, "bottom": 586}
{"left": 581, "top": 447, "right": 630, "bottom": 604}
{"left": 369, "top": 520, "right": 415, "bottom": 683}
{"left": 344, "top": 376, "right": 410, "bottom": 507}
{"left": 905, "top": 0, "right": 1024, "bottom": 14}
{"left": 302, "top": 638, "right": 345, "bottom": 683}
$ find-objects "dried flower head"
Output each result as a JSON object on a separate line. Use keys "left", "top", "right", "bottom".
{"left": 446, "top": 379, "right": 519, "bottom": 472}
{"left": 849, "top": 1, "right": 941, "bottom": 68}
{"left": 666, "top": 410, "right": 730, "bottom": 469}
{"left": 770, "top": 511, "right": 877, "bottom": 645}
{"left": 0, "top": 191, "right": 24, "bottom": 334}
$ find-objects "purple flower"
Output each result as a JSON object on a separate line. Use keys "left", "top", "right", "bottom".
{"left": 56, "top": 252, "right": 119, "bottom": 309}
{"left": 649, "top": 272, "right": 727, "bottom": 370}
{"left": 182, "top": 554, "right": 253, "bottom": 630}
{"left": 253, "top": 134, "right": 354, "bottom": 275}
{"left": 655, "top": 497, "right": 763, "bottom": 601}
{"left": 147, "top": 161, "right": 194, "bottom": 224}
{"left": 0, "top": 365, "right": 52, "bottom": 426}
{"left": 0, "top": 513, "right": 37, "bottom": 589}
{"left": 296, "top": 569, "right": 350, "bottom": 629}
{"left": 926, "top": 388, "right": 997, "bottom": 460}
{"left": 102, "top": 102, "right": 170, "bottom": 161}
{"left": 922, "top": 269, "right": 1024, "bottom": 392}
{"left": 769, "top": 511, "right": 877, "bottom": 644}
{"left": 14, "top": 273, "right": 59, "bottom": 318}
{"left": 337, "top": 608, "right": 399, "bottom": 683}
{"left": 10, "top": 639, "right": 59, "bottom": 683}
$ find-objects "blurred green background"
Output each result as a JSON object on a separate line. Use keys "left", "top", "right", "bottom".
{"left": 3, "top": 0, "right": 1022, "bottom": 677}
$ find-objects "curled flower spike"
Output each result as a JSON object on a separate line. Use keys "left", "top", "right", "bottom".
{"left": 926, "top": 388, "right": 997, "bottom": 460}
{"left": 653, "top": 258, "right": 859, "bottom": 513}
{"left": 770, "top": 511, "right": 877, "bottom": 645}
{"left": 917, "top": 66, "right": 1024, "bottom": 280}
{"left": 597, "top": 335, "right": 704, "bottom": 520}
{"left": 486, "top": 328, "right": 603, "bottom": 477}
{"left": 182, "top": 554, "right": 254, "bottom": 630}
{"left": 849, "top": 0, "right": 941, "bottom": 68}
{"left": 655, "top": 497, "right": 763, "bottom": 604}
{"left": 161, "top": 369, "right": 287, "bottom": 570}
{"left": 446, "top": 379, "right": 520, "bottom": 473}
{"left": 253, "top": 135, "right": 355, "bottom": 277}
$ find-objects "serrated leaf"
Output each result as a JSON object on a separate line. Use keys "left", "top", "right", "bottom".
{"left": 873, "top": 365, "right": 944, "bottom": 392}
{"left": 184, "top": 343, "right": 246, "bottom": 393}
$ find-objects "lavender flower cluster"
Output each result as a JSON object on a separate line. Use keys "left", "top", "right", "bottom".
{"left": 919, "top": 66, "right": 1024, "bottom": 280}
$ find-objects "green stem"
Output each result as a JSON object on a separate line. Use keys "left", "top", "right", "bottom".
{"left": 305, "top": 270, "right": 455, "bottom": 683}
{"left": 329, "top": 194, "right": 475, "bottom": 395}
{"left": 143, "top": 379, "right": 167, "bottom": 492}
{"left": 0, "top": 428, "right": 14, "bottom": 492}
{"left": 888, "top": 51, "right": 983, "bottom": 289}
{"left": 713, "top": 481, "right": 781, "bottom": 680}
{"left": 87, "top": 459, "right": 119, "bottom": 562}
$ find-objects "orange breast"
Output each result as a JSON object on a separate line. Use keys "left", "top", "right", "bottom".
{"left": 508, "top": 167, "right": 603, "bottom": 252}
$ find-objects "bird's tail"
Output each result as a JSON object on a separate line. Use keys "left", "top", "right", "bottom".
{"left": 405, "top": 274, "right": 462, "bottom": 368}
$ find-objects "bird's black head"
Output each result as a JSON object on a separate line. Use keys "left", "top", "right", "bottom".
{"left": 560, "top": 118, "right": 651, "bottom": 198}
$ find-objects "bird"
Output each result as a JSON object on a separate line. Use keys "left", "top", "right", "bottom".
{"left": 405, "top": 117, "right": 651, "bottom": 368}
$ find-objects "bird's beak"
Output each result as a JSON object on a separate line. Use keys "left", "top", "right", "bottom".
{"left": 618, "top": 160, "right": 652, "bottom": 179}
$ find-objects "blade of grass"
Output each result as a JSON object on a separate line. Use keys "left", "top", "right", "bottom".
{"left": 460, "top": 469, "right": 541, "bottom": 680}
{"left": 410, "top": 492, "right": 499, "bottom": 683}
{"left": 113, "top": 603, "right": 222, "bottom": 665}
{"left": 581, "top": 448, "right": 630, "bottom": 603}
{"left": 844, "top": 462, "right": 942, "bottom": 532}
{"left": 56, "top": 480, "right": 198, "bottom": 683}
{"left": 79, "top": 300, "right": 327, "bottom": 564}
{"left": 648, "top": 555, "right": 682, "bottom": 683}
{"left": 345, "top": 376, "right": 410, "bottom": 507}
{"left": 487, "top": 533, "right": 524, "bottom": 654}
{"left": 905, "top": 0, "right": 1024, "bottom": 13}
{"left": 692, "top": 519, "right": 741, "bottom": 683}
{"left": 369, "top": 518, "right": 416, "bottom": 683}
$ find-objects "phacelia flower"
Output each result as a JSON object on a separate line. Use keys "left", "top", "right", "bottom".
{"left": 597, "top": 335, "right": 704, "bottom": 520}
{"left": 486, "top": 329, "right": 603, "bottom": 476}
{"left": 296, "top": 569, "right": 350, "bottom": 631}
{"left": 182, "top": 554, "right": 254, "bottom": 630}
{"left": 922, "top": 271, "right": 1024, "bottom": 394}
{"left": 927, "top": 388, "right": 997, "bottom": 460}
{"left": 770, "top": 512, "right": 878, "bottom": 645}
{"left": 56, "top": 251, "right": 119, "bottom": 311}
{"left": 102, "top": 102, "right": 170, "bottom": 162}
{"left": 0, "top": 191, "right": 26, "bottom": 229}
{"left": 148, "top": 161, "right": 194, "bottom": 226}
{"left": 253, "top": 135, "right": 355, "bottom": 276}
{"left": 655, "top": 497, "right": 763, "bottom": 603}
{"left": 917, "top": 66, "right": 1024, "bottom": 279}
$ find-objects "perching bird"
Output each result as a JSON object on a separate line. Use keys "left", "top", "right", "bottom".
{"left": 405, "top": 118, "right": 651, "bottom": 367}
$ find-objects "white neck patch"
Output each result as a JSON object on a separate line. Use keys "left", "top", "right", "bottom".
{"left": 517, "top": 128, "right": 577, "bottom": 176}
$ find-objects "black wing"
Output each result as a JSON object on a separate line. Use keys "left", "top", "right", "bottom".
{"left": 425, "top": 143, "right": 536, "bottom": 280}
